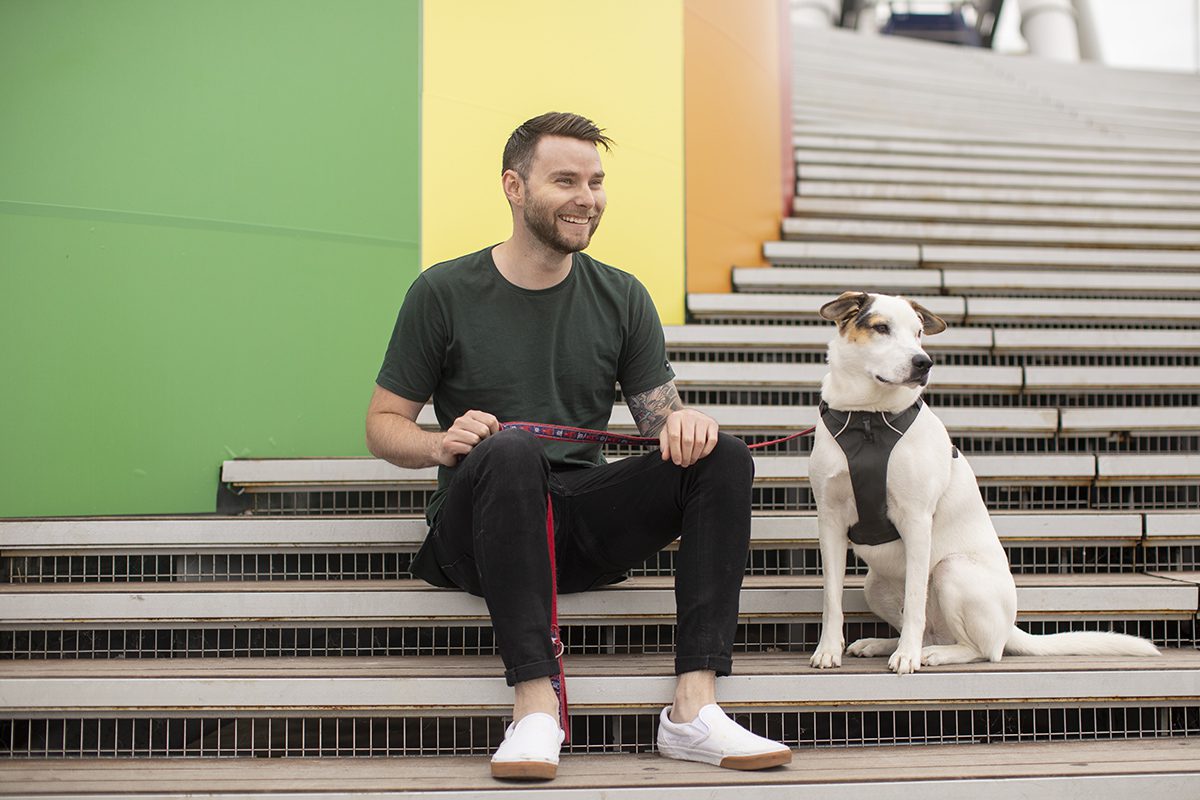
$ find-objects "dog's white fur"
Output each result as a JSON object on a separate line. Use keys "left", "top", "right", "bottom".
{"left": 809, "top": 292, "right": 1159, "bottom": 675}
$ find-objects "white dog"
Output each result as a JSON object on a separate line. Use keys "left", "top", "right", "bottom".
{"left": 808, "top": 291, "right": 1159, "bottom": 675}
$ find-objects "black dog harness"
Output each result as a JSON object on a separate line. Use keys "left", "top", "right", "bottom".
{"left": 819, "top": 399, "right": 926, "bottom": 547}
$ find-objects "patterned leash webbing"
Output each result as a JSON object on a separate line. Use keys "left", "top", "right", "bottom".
{"left": 501, "top": 421, "right": 816, "bottom": 450}
{"left": 513, "top": 419, "right": 816, "bottom": 739}
{"left": 544, "top": 494, "right": 569, "bottom": 743}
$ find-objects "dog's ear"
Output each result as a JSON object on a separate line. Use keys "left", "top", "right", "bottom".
{"left": 909, "top": 300, "right": 948, "bottom": 335}
{"left": 820, "top": 292, "right": 869, "bottom": 327}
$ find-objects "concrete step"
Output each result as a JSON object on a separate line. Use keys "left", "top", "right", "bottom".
{"left": 790, "top": 196, "right": 1200, "bottom": 228}
{"left": 666, "top": 323, "right": 1200, "bottom": 357}
{"left": 4, "top": 741, "right": 1197, "bottom": 799}
{"left": 797, "top": 163, "right": 1200, "bottom": 194}
{"left": 791, "top": 122, "right": 1200, "bottom": 158}
{"left": 780, "top": 218, "right": 1200, "bottom": 249}
{"left": 795, "top": 179, "right": 1200, "bottom": 210}
{"left": 791, "top": 134, "right": 1200, "bottom": 168}
{"left": 765, "top": 241, "right": 1200, "bottom": 271}
{"left": 3, "top": 651, "right": 1194, "bottom": 715}
{"left": 4, "top": 574, "right": 1190, "bottom": 629}
{"left": 793, "top": 149, "right": 1200, "bottom": 181}
{"left": 690, "top": 291, "right": 1200, "bottom": 326}
{"left": 0, "top": 511, "right": 1164, "bottom": 556}
{"left": 732, "top": 266, "right": 1200, "bottom": 299}
{"left": 215, "top": 451, "right": 1200, "bottom": 495}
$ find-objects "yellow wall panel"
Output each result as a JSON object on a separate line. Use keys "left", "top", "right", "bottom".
{"left": 422, "top": 1, "right": 686, "bottom": 323}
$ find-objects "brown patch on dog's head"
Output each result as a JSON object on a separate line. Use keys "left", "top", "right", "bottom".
{"left": 908, "top": 299, "right": 947, "bottom": 335}
{"left": 821, "top": 292, "right": 887, "bottom": 343}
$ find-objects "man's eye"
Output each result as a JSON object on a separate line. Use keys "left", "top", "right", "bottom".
{"left": 873, "top": 324, "right": 890, "bottom": 335}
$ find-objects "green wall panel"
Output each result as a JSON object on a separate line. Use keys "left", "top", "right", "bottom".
{"left": 0, "top": 1, "right": 421, "bottom": 516}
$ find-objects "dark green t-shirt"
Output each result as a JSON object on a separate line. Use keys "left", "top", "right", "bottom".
{"left": 376, "top": 246, "right": 675, "bottom": 523}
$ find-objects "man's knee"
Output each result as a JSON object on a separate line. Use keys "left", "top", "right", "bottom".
{"left": 472, "top": 427, "right": 546, "bottom": 469}
{"left": 701, "top": 432, "right": 754, "bottom": 482}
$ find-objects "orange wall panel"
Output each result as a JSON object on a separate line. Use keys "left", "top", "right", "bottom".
{"left": 684, "top": 0, "right": 788, "bottom": 295}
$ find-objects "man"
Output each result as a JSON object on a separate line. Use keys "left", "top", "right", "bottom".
{"left": 365, "top": 112, "right": 791, "bottom": 780}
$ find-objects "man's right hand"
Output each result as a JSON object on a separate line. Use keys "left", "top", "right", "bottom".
{"left": 436, "top": 410, "right": 500, "bottom": 466}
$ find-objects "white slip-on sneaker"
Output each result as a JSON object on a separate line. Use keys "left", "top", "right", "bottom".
{"left": 657, "top": 704, "right": 792, "bottom": 770}
{"left": 490, "top": 712, "right": 565, "bottom": 780}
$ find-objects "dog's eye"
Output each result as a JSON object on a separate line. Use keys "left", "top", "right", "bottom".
{"left": 872, "top": 323, "right": 890, "bottom": 335}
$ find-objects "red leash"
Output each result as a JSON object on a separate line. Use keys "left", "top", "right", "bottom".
{"left": 544, "top": 494, "right": 569, "bottom": 743}
{"left": 520, "top": 420, "right": 815, "bottom": 741}
{"left": 503, "top": 421, "right": 816, "bottom": 450}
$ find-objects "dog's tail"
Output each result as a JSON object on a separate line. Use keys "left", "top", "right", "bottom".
{"left": 1005, "top": 627, "right": 1160, "bottom": 657}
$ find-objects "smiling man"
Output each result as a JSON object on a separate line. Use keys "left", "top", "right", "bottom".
{"left": 365, "top": 112, "right": 791, "bottom": 781}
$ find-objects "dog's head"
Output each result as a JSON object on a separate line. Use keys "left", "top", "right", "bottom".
{"left": 819, "top": 291, "right": 948, "bottom": 390}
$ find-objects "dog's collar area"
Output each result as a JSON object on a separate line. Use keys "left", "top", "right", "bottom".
{"left": 818, "top": 398, "right": 924, "bottom": 547}
{"left": 818, "top": 398, "right": 924, "bottom": 439}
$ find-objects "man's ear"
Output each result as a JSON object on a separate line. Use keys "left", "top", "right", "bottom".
{"left": 908, "top": 299, "right": 948, "bottom": 335}
{"left": 502, "top": 169, "right": 525, "bottom": 207}
{"left": 819, "top": 291, "right": 869, "bottom": 328}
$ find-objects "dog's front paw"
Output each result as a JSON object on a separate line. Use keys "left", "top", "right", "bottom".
{"left": 846, "top": 637, "right": 897, "bottom": 658}
{"left": 810, "top": 637, "right": 844, "bottom": 669}
{"left": 888, "top": 645, "right": 922, "bottom": 675}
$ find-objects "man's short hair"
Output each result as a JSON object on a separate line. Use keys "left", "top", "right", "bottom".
{"left": 502, "top": 112, "right": 614, "bottom": 179}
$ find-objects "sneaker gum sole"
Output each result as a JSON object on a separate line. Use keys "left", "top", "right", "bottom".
{"left": 719, "top": 749, "right": 794, "bottom": 770}
{"left": 491, "top": 760, "right": 559, "bottom": 781}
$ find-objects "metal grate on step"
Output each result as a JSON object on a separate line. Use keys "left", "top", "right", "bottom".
{"left": 680, "top": 389, "right": 1200, "bottom": 409}
{"left": 2, "top": 553, "right": 414, "bottom": 584}
{"left": 692, "top": 316, "right": 1200, "bottom": 331}
{"left": 3, "top": 618, "right": 1189, "bottom": 660}
{"left": 0, "top": 541, "right": 1144, "bottom": 586}
{"left": 1144, "top": 546, "right": 1200, "bottom": 572}
{"left": 668, "top": 349, "right": 1200, "bottom": 369}
{"left": 2, "top": 706, "right": 1196, "bottom": 758}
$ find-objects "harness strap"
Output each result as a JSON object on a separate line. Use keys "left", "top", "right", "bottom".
{"left": 545, "top": 493, "right": 569, "bottom": 743}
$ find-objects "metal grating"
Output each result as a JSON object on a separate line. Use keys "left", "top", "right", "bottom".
{"left": 0, "top": 541, "right": 1144, "bottom": 587}
{"left": 2, "top": 706, "right": 1196, "bottom": 758}
{"left": 4, "top": 618, "right": 1188, "bottom": 660}
{"left": 679, "top": 389, "right": 1200, "bottom": 409}
{"left": 215, "top": 481, "right": 1173, "bottom": 517}
{"left": 668, "top": 349, "right": 1200, "bottom": 369}
{"left": 692, "top": 316, "right": 1200, "bottom": 331}
{"left": 1094, "top": 485, "right": 1200, "bottom": 512}
{"left": 606, "top": 435, "right": 1200, "bottom": 457}
{"left": 3, "top": 552, "right": 413, "bottom": 584}
{"left": 1144, "top": 546, "right": 1200, "bottom": 572}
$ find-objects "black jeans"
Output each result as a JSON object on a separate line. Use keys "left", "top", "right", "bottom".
{"left": 425, "top": 428, "right": 754, "bottom": 686}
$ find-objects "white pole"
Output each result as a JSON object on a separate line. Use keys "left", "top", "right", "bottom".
{"left": 1071, "top": 0, "right": 1104, "bottom": 63}
{"left": 793, "top": 0, "right": 841, "bottom": 27}
{"left": 1017, "top": 0, "right": 1081, "bottom": 62}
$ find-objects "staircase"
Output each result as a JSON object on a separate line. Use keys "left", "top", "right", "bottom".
{"left": 4, "top": 25, "right": 1200, "bottom": 797}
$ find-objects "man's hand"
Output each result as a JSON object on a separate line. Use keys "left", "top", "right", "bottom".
{"left": 659, "top": 408, "right": 719, "bottom": 468}
{"left": 436, "top": 409, "right": 500, "bottom": 467}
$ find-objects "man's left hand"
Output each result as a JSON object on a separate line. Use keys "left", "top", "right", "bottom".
{"left": 659, "top": 408, "right": 720, "bottom": 468}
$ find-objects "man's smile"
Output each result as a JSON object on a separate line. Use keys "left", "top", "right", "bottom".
{"left": 558, "top": 214, "right": 593, "bottom": 225}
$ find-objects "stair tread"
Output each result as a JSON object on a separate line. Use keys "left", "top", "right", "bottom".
{"left": 2, "top": 739, "right": 1198, "bottom": 795}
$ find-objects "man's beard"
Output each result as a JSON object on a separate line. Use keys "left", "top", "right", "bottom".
{"left": 524, "top": 196, "right": 601, "bottom": 255}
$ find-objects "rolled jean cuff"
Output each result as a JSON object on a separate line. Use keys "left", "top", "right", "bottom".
{"left": 675, "top": 654, "right": 733, "bottom": 678}
{"left": 505, "top": 657, "right": 562, "bottom": 687}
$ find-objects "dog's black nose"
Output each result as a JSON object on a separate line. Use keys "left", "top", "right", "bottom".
{"left": 912, "top": 354, "right": 933, "bottom": 372}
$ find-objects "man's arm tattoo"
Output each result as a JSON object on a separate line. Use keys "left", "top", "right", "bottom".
{"left": 627, "top": 382, "right": 684, "bottom": 437}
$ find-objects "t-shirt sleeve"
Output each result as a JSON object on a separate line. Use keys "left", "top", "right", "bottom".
{"left": 375, "top": 274, "right": 447, "bottom": 403}
{"left": 617, "top": 278, "right": 676, "bottom": 397}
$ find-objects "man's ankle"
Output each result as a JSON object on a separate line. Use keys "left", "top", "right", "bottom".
{"left": 513, "top": 676, "right": 559, "bottom": 723}
{"left": 670, "top": 669, "right": 717, "bottom": 723}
